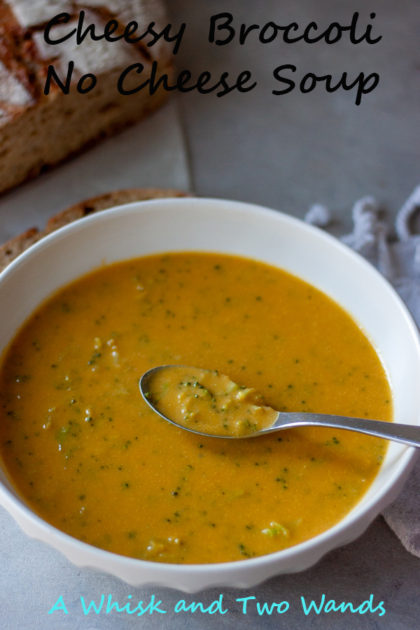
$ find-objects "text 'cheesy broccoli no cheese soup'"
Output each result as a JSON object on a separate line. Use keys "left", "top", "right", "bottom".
{"left": 0, "top": 253, "right": 392, "bottom": 564}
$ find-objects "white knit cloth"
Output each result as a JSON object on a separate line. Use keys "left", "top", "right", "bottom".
{"left": 305, "top": 186, "right": 420, "bottom": 558}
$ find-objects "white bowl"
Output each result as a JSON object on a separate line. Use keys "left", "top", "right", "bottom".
{"left": 0, "top": 198, "right": 419, "bottom": 591}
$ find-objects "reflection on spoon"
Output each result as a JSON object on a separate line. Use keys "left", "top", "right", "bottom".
{"left": 140, "top": 365, "right": 420, "bottom": 448}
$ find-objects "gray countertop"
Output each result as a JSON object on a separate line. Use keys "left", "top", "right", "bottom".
{"left": 1, "top": 509, "right": 419, "bottom": 629}
{"left": 171, "top": 0, "right": 420, "bottom": 234}
{"left": 1, "top": 0, "right": 420, "bottom": 628}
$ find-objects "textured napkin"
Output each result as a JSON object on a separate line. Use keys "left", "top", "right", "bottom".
{"left": 306, "top": 186, "right": 420, "bottom": 558}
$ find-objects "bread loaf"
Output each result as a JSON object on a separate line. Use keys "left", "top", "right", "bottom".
{"left": 0, "top": 1, "right": 172, "bottom": 194}
{"left": 0, "top": 187, "right": 189, "bottom": 270}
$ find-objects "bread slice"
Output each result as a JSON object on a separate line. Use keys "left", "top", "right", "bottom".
{"left": 0, "top": 187, "right": 189, "bottom": 271}
{"left": 0, "top": 227, "right": 41, "bottom": 271}
{"left": 0, "top": 1, "right": 172, "bottom": 194}
{"left": 45, "top": 187, "right": 188, "bottom": 233}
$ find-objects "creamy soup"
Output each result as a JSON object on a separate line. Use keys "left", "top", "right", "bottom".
{"left": 0, "top": 253, "right": 391, "bottom": 564}
{"left": 145, "top": 366, "right": 278, "bottom": 436}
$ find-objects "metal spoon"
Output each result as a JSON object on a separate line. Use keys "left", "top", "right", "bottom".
{"left": 140, "top": 366, "right": 420, "bottom": 448}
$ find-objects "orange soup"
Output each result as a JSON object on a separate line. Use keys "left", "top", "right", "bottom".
{"left": 0, "top": 253, "right": 391, "bottom": 563}
{"left": 145, "top": 366, "right": 279, "bottom": 436}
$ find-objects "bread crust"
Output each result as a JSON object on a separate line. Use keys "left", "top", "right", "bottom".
{"left": 0, "top": 187, "right": 189, "bottom": 271}
{"left": 0, "top": 1, "right": 173, "bottom": 194}
{"left": 45, "top": 187, "right": 189, "bottom": 232}
{"left": 0, "top": 227, "right": 40, "bottom": 271}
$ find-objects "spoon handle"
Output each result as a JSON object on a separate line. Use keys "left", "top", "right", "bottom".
{"left": 276, "top": 413, "right": 420, "bottom": 448}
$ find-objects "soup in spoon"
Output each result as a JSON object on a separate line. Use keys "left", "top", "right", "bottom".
{"left": 143, "top": 366, "right": 278, "bottom": 436}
